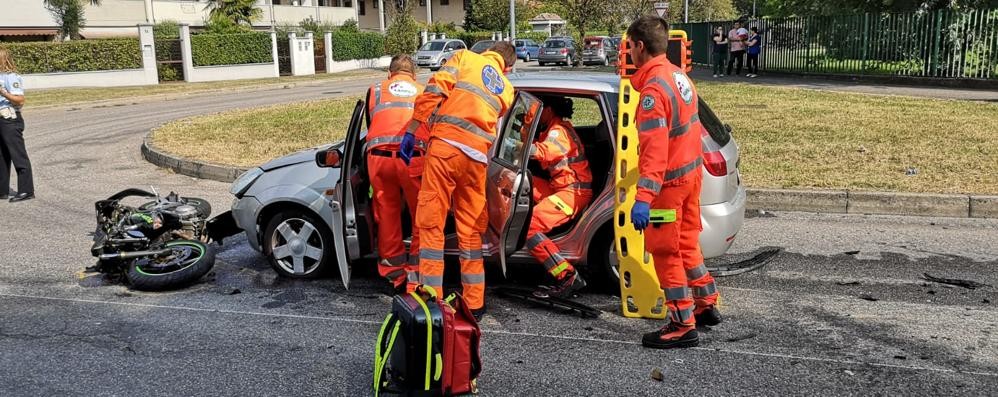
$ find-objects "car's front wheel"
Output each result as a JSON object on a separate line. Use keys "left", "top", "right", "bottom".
{"left": 524, "top": 53, "right": 531, "bottom": 62}
{"left": 263, "top": 209, "right": 333, "bottom": 279}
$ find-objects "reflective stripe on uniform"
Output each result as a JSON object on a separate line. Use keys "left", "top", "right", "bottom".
{"left": 433, "top": 114, "right": 495, "bottom": 143}
{"left": 420, "top": 248, "right": 445, "bottom": 261}
{"left": 669, "top": 113, "right": 700, "bottom": 138}
{"left": 686, "top": 264, "right": 708, "bottom": 280}
{"left": 440, "top": 65, "right": 459, "bottom": 76}
{"left": 385, "top": 268, "right": 406, "bottom": 280}
{"left": 693, "top": 282, "right": 718, "bottom": 297}
{"left": 664, "top": 286, "right": 690, "bottom": 301}
{"left": 526, "top": 233, "right": 547, "bottom": 250}
{"left": 424, "top": 84, "right": 446, "bottom": 96}
{"left": 542, "top": 254, "right": 565, "bottom": 271}
{"left": 549, "top": 262, "right": 569, "bottom": 276}
{"left": 367, "top": 136, "right": 405, "bottom": 148}
{"left": 638, "top": 117, "right": 668, "bottom": 133}
{"left": 461, "top": 272, "right": 486, "bottom": 284}
{"left": 384, "top": 254, "right": 408, "bottom": 266}
{"left": 570, "top": 182, "right": 592, "bottom": 190}
{"left": 637, "top": 177, "right": 662, "bottom": 193}
{"left": 459, "top": 249, "right": 483, "bottom": 260}
{"left": 665, "top": 157, "right": 703, "bottom": 181}
{"left": 669, "top": 306, "right": 694, "bottom": 323}
{"left": 455, "top": 81, "right": 502, "bottom": 113}
{"left": 420, "top": 274, "right": 443, "bottom": 287}
{"left": 545, "top": 132, "right": 569, "bottom": 154}
{"left": 373, "top": 83, "right": 382, "bottom": 105}
{"left": 372, "top": 102, "right": 415, "bottom": 115}
{"left": 407, "top": 270, "right": 420, "bottom": 283}
{"left": 649, "top": 77, "right": 681, "bottom": 128}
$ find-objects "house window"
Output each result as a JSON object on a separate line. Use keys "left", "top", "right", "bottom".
{"left": 372, "top": 0, "right": 377, "bottom": 9}
{"left": 359, "top": 0, "right": 365, "bottom": 15}
{"left": 464, "top": 0, "right": 470, "bottom": 10}
{"left": 419, "top": 0, "right": 426, "bottom": 6}
{"left": 441, "top": 0, "right": 448, "bottom": 5}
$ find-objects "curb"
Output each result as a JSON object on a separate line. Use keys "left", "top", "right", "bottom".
{"left": 141, "top": 131, "right": 998, "bottom": 219}
{"left": 747, "top": 189, "right": 998, "bottom": 219}
{"left": 142, "top": 134, "right": 249, "bottom": 183}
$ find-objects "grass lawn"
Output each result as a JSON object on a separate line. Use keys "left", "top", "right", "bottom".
{"left": 153, "top": 80, "right": 998, "bottom": 194}
{"left": 30, "top": 69, "right": 381, "bottom": 108}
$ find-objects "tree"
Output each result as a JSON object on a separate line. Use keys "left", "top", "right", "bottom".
{"left": 204, "top": 0, "right": 262, "bottom": 26}
{"left": 677, "top": 0, "right": 738, "bottom": 22}
{"left": 550, "top": 0, "right": 612, "bottom": 58}
{"left": 44, "top": 0, "right": 101, "bottom": 41}
{"left": 386, "top": 0, "right": 420, "bottom": 55}
{"left": 467, "top": 0, "right": 531, "bottom": 32}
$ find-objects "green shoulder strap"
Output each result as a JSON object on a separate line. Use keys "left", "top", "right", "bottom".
{"left": 409, "top": 291, "right": 435, "bottom": 390}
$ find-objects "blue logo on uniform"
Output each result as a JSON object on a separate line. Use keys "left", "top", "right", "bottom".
{"left": 482, "top": 65, "right": 504, "bottom": 95}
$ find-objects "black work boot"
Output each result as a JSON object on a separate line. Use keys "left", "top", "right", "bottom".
{"left": 533, "top": 270, "right": 587, "bottom": 299}
{"left": 694, "top": 305, "right": 723, "bottom": 327}
{"left": 642, "top": 322, "right": 699, "bottom": 349}
{"left": 471, "top": 307, "right": 487, "bottom": 322}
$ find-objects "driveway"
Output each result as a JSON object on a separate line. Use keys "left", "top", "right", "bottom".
{"left": 1, "top": 74, "right": 997, "bottom": 396}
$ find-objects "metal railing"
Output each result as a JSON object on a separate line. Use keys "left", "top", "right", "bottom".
{"left": 675, "top": 8, "right": 998, "bottom": 80}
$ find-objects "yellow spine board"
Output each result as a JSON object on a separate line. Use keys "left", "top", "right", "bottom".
{"left": 615, "top": 33, "right": 667, "bottom": 319}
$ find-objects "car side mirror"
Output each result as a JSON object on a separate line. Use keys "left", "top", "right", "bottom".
{"left": 316, "top": 148, "right": 343, "bottom": 168}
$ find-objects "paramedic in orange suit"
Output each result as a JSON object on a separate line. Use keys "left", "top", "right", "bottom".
{"left": 626, "top": 16, "right": 722, "bottom": 350}
{"left": 524, "top": 97, "right": 593, "bottom": 299}
{"left": 365, "top": 54, "right": 425, "bottom": 291}
{"left": 398, "top": 42, "right": 517, "bottom": 319}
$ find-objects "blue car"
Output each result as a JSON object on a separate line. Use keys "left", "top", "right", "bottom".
{"left": 514, "top": 39, "right": 541, "bottom": 62}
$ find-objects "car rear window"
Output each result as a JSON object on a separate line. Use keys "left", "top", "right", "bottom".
{"left": 545, "top": 40, "right": 566, "bottom": 48}
{"left": 585, "top": 39, "right": 602, "bottom": 48}
{"left": 697, "top": 99, "right": 731, "bottom": 147}
{"left": 472, "top": 41, "right": 494, "bottom": 51}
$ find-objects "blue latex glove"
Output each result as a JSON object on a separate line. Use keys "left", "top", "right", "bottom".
{"left": 631, "top": 201, "right": 650, "bottom": 231}
{"left": 399, "top": 132, "right": 416, "bottom": 165}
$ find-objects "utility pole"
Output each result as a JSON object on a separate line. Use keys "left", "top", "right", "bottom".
{"left": 753, "top": 0, "right": 757, "bottom": 18}
{"left": 509, "top": 0, "right": 516, "bottom": 40}
{"left": 684, "top": 0, "right": 689, "bottom": 23}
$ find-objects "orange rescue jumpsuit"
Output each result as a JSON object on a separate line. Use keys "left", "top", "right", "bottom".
{"left": 632, "top": 54, "right": 720, "bottom": 325}
{"left": 408, "top": 50, "right": 515, "bottom": 310}
{"left": 365, "top": 72, "right": 425, "bottom": 288}
{"left": 525, "top": 110, "right": 593, "bottom": 280}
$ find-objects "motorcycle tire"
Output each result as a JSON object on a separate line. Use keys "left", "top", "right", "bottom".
{"left": 139, "top": 197, "right": 212, "bottom": 218}
{"left": 126, "top": 239, "right": 216, "bottom": 291}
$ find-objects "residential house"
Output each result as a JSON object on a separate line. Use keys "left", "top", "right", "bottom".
{"left": 355, "top": 0, "right": 468, "bottom": 32}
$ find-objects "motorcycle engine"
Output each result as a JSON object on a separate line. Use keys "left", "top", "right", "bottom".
{"left": 174, "top": 204, "right": 199, "bottom": 220}
{"left": 173, "top": 204, "right": 204, "bottom": 240}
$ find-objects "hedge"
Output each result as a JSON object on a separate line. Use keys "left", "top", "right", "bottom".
{"left": 331, "top": 30, "right": 386, "bottom": 61}
{"left": 3, "top": 39, "right": 142, "bottom": 74}
{"left": 191, "top": 32, "right": 272, "bottom": 67}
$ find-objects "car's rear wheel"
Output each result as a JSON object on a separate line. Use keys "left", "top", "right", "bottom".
{"left": 538, "top": 61, "right": 546, "bottom": 66}
{"left": 263, "top": 209, "right": 333, "bottom": 279}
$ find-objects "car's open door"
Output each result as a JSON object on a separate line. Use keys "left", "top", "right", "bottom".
{"left": 485, "top": 92, "right": 545, "bottom": 277}
{"left": 331, "top": 100, "right": 367, "bottom": 289}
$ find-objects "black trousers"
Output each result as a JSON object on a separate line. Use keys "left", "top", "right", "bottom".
{"left": 727, "top": 50, "right": 745, "bottom": 75}
{"left": 0, "top": 113, "right": 34, "bottom": 196}
{"left": 747, "top": 53, "right": 759, "bottom": 74}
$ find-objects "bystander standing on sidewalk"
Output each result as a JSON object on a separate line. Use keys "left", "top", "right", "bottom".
{"left": 0, "top": 48, "right": 35, "bottom": 203}
{"left": 746, "top": 27, "right": 762, "bottom": 78}
{"left": 712, "top": 26, "right": 728, "bottom": 78}
{"left": 726, "top": 22, "right": 748, "bottom": 76}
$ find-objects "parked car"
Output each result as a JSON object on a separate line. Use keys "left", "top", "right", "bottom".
{"left": 226, "top": 73, "right": 746, "bottom": 288}
{"left": 581, "top": 36, "right": 618, "bottom": 66}
{"left": 610, "top": 36, "right": 622, "bottom": 49}
{"left": 538, "top": 38, "right": 576, "bottom": 66}
{"left": 513, "top": 39, "right": 541, "bottom": 62}
{"left": 415, "top": 39, "right": 466, "bottom": 71}
{"left": 470, "top": 40, "right": 496, "bottom": 54}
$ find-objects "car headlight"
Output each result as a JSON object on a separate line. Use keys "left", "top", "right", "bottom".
{"left": 230, "top": 167, "right": 264, "bottom": 197}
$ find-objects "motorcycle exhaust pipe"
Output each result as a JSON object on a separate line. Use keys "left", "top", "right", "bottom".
{"left": 99, "top": 248, "right": 173, "bottom": 261}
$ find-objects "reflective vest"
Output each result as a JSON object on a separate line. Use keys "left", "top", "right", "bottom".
{"left": 412, "top": 50, "right": 515, "bottom": 161}
{"left": 631, "top": 54, "right": 703, "bottom": 203}
{"left": 532, "top": 119, "right": 593, "bottom": 191}
{"left": 366, "top": 72, "right": 424, "bottom": 151}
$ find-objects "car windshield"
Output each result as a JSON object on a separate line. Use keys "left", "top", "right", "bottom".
{"left": 419, "top": 42, "right": 445, "bottom": 51}
{"left": 472, "top": 41, "right": 495, "bottom": 51}
{"left": 545, "top": 40, "right": 566, "bottom": 48}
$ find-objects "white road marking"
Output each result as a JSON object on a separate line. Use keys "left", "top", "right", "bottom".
{"left": 2, "top": 292, "right": 995, "bottom": 378}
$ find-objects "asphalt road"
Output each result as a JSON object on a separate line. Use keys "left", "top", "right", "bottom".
{"left": 2, "top": 72, "right": 997, "bottom": 396}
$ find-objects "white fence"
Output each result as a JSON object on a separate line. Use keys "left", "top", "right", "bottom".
{"left": 179, "top": 24, "right": 279, "bottom": 83}
{"left": 21, "top": 25, "right": 159, "bottom": 90}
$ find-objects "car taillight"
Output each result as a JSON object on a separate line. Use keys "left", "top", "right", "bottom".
{"left": 703, "top": 151, "right": 727, "bottom": 176}
{"left": 560, "top": 48, "right": 568, "bottom": 55}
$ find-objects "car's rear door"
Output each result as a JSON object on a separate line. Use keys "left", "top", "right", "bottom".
{"left": 331, "top": 100, "right": 366, "bottom": 288}
{"left": 485, "top": 92, "right": 545, "bottom": 276}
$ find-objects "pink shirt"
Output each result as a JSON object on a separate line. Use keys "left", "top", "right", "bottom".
{"left": 728, "top": 29, "right": 747, "bottom": 51}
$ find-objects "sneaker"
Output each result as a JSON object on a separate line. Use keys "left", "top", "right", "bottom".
{"left": 641, "top": 322, "right": 699, "bottom": 349}
{"left": 533, "top": 270, "right": 587, "bottom": 299}
{"left": 694, "top": 305, "right": 723, "bottom": 326}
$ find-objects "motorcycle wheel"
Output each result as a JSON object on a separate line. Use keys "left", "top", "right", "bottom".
{"left": 139, "top": 197, "right": 212, "bottom": 218}
{"left": 126, "top": 239, "right": 216, "bottom": 291}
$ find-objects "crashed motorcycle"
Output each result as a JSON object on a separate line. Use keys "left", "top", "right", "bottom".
{"left": 91, "top": 188, "right": 216, "bottom": 291}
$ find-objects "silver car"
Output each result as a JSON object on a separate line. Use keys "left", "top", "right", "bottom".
{"left": 226, "top": 73, "right": 745, "bottom": 288}
{"left": 415, "top": 39, "right": 466, "bottom": 71}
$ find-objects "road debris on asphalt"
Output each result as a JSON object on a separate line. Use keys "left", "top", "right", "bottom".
{"left": 859, "top": 294, "right": 879, "bottom": 302}
{"left": 836, "top": 281, "right": 861, "bottom": 286}
{"left": 651, "top": 368, "right": 665, "bottom": 382}
{"left": 494, "top": 286, "right": 601, "bottom": 318}
{"left": 922, "top": 273, "right": 991, "bottom": 290}
{"left": 707, "top": 247, "right": 782, "bottom": 277}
